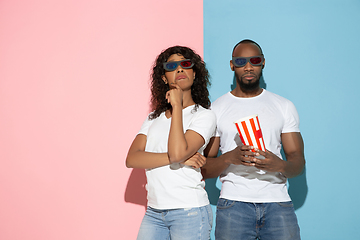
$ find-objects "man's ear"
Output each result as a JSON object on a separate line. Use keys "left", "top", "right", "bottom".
{"left": 262, "top": 58, "right": 265, "bottom": 69}
{"left": 230, "top": 60, "right": 235, "bottom": 71}
{"left": 162, "top": 75, "right": 168, "bottom": 84}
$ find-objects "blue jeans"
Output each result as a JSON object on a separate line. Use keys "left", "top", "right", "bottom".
{"left": 215, "top": 199, "right": 300, "bottom": 240}
{"left": 137, "top": 205, "right": 213, "bottom": 240}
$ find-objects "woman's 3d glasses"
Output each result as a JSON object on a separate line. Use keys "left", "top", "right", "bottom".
{"left": 163, "top": 59, "right": 194, "bottom": 72}
{"left": 232, "top": 56, "right": 264, "bottom": 67}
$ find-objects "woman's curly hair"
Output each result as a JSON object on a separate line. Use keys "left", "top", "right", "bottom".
{"left": 149, "top": 46, "right": 211, "bottom": 120}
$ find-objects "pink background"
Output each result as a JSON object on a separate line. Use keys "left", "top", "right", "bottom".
{"left": 0, "top": 0, "right": 203, "bottom": 239}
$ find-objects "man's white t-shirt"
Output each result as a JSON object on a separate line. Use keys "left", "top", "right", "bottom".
{"left": 139, "top": 105, "right": 216, "bottom": 209}
{"left": 211, "top": 89, "right": 300, "bottom": 203}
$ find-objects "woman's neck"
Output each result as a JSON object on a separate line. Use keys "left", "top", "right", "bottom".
{"left": 181, "top": 90, "right": 195, "bottom": 108}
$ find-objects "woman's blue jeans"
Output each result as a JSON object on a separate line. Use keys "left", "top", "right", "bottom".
{"left": 137, "top": 204, "right": 213, "bottom": 240}
{"left": 215, "top": 198, "right": 300, "bottom": 240}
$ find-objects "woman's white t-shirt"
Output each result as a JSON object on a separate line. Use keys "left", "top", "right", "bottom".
{"left": 138, "top": 105, "right": 216, "bottom": 209}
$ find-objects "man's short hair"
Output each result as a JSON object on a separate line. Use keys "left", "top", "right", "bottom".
{"left": 232, "top": 39, "right": 263, "bottom": 56}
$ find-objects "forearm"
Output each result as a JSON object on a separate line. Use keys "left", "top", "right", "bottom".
{"left": 280, "top": 132, "right": 306, "bottom": 178}
{"left": 126, "top": 152, "right": 170, "bottom": 169}
{"left": 280, "top": 154, "right": 305, "bottom": 178}
{"left": 167, "top": 105, "right": 189, "bottom": 163}
{"left": 202, "top": 154, "right": 230, "bottom": 179}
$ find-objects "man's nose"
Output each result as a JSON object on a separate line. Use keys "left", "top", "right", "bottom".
{"left": 244, "top": 62, "right": 253, "bottom": 71}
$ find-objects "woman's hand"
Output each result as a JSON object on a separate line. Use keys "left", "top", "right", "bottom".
{"left": 182, "top": 152, "right": 207, "bottom": 169}
{"left": 165, "top": 83, "right": 183, "bottom": 107}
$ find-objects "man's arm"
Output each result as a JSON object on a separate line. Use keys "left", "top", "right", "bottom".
{"left": 280, "top": 132, "right": 305, "bottom": 178}
{"left": 201, "top": 137, "right": 258, "bottom": 179}
{"left": 201, "top": 137, "right": 227, "bottom": 179}
{"left": 253, "top": 132, "right": 305, "bottom": 178}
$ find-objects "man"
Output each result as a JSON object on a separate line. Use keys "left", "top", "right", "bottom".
{"left": 202, "top": 39, "right": 305, "bottom": 240}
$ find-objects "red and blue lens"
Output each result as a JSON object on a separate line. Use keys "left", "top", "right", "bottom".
{"left": 163, "top": 59, "right": 194, "bottom": 71}
{"left": 232, "top": 56, "right": 264, "bottom": 67}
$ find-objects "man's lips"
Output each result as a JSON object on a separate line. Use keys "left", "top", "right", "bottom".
{"left": 243, "top": 74, "right": 256, "bottom": 80}
{"left": 175, "top": 75, "right": 186, "bottom": 80}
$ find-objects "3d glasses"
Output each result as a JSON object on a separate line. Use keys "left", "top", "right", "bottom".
{"left": 232, "top": 56, "right": 264, "bottom": 67}
{"left": 163, "top": 59, "right": 194, "bottom": 72}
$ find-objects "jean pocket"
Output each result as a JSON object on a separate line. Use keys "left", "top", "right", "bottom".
{"left": 276, "top": 201, "right": 294, "bottom": 208}
{"left": 217, "top": 198, "right": 236, "bottom": 209}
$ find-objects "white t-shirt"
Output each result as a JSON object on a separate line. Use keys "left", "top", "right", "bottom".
{"left": 211, "top": 89, "right": 300, "bottom": 203}
{"left": 138, "top": 105, "right": 216, "bottom": 209}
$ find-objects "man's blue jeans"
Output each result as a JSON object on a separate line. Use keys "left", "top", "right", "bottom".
{"left": 215, "top": 198, "right": 300, "bottom": 240}
{"left": 137, "top": 205, "right": 213, "bottom": 240}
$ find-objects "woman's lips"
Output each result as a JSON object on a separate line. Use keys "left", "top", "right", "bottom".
{"left": 175, "top": 75, "right": 186, "bottom": 80}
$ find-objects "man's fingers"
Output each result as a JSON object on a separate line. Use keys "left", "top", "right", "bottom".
{"left": 245, "top": 150, "right": 258, "bottom": 157}
{"left": 242, "top": 162, "right": 256, "bottom": 167}
{"left": 239, "top": 145, "right": 254, "bottom": 151}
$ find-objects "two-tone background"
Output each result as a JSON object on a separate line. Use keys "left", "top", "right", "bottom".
{"left": 1, "top": 1, "right": 359, "bottom": 239}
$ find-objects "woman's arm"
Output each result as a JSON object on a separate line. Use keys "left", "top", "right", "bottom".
{"left": 125, "top": 134, "right": 170, "bottom": 169}
{"left": 166, "top": 85, "right": 207, "bottom": 163}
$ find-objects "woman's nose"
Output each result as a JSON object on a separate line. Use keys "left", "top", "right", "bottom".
{"left": 176, "top": 65, "right": 184, "bottom": 72}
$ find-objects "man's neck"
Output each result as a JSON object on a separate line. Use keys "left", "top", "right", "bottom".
{"left": 231, "top": 86, "right": 263, "bottom": 98}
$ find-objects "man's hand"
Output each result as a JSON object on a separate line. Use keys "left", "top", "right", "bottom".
{"left": 182, "top": 152, "right": 207, "bottom": 169}
{"left": 252, "top": 149, "right": 286, "bottom": 173}
{"left": 223, "top": 145, "right": 259, "bottom": 167}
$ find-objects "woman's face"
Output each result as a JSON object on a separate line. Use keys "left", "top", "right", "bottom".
{"left": 162, "top": 54, "right": 195, "bottom": 91}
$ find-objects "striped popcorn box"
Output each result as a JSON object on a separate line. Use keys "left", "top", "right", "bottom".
{"left": 234, "top": 114, "right": 266, "bottom": 152}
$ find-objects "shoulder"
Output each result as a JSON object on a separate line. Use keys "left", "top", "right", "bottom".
{"left": 187, "top": 106, "right": 217, "bottom": 142}
{"left": 193, "top": 105, "right": 216, "bottom": 120}
{"left": 263, "top": 90, "right": 299, "bottom": 122}
{"left": 262, "top": 90, "right": 295, "bottom": 107}
{"left": 210, "top": 92, "right": 232, "bottom": 111}
{"left": 145, "top": 111, "right": 160, "bottom": 122}
{"left": 139, "top": 111, "right": 162, "bottom": 133}
{"left": 212, "top": 92, "right": 231, "bottom": 105}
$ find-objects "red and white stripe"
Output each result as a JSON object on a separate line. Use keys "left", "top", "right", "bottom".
{"left": 234, "top": 114, "right": 266, "bottom": 152}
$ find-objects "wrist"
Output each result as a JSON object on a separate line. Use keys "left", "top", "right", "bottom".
{"left": 278, "top": 160, "right": 288, "bottom": 176}
{"left": 171, "top": 102, "right": 182, "bottom": 108}
{"left": 219, "top": 152, "right": 232, "bottom": 166}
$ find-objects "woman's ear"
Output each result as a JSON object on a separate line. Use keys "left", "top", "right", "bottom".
{"left": 162, "top": 75, "right": 168, "bottom": 84}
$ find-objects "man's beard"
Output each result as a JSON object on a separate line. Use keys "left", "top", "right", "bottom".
{"left": 236, "top": 71, "right": 262, "bottom": 91}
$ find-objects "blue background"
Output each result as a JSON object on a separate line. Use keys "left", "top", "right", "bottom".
{"left": 203, "top": 0, "right": 360, "bottom": 239}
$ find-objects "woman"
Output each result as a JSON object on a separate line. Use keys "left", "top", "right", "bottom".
{"left": 126, "top": 46, "right": 216, "bottom": 240}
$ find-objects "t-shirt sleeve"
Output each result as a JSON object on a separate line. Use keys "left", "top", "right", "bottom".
{"left": 188, "top": 109, "right": 217, "bottom": 145}
{"left": 208, "top": 102, "right": 221, "bottom": 138}
{"left": 282, "top": 100, "right": 300, "bottom": 133}
{"left": 138, "top": 116, "right": 152, "bottom": 136}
